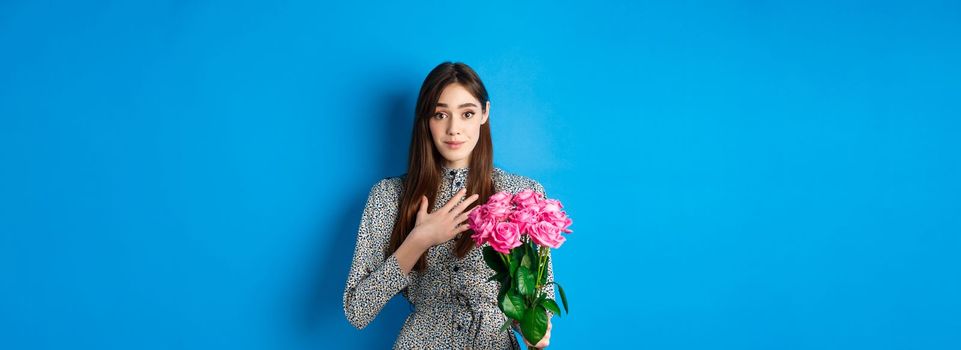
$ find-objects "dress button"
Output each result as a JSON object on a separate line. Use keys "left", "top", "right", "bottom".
{"left": 449, "top": 170, "right": 456, "bottom": 176}
{"left": 456, "top": 324, "right": 463, "bottom": 331}
{"left": 455, "top": 181, "right": 461, "bottom": 187}
{"left": 453, "top": 265, "right": 460, "bottom": 272}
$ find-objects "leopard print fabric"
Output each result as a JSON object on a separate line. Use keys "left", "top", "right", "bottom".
{"left": 343, "top": 166, "right": 555, "bottom": 349}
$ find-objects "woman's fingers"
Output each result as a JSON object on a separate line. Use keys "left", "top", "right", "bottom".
{"left": 534, "top": 331, "right": 551, "bottom": 348}
{"left": 454, "top": 210, "right": 471, "bottom": 225}
{"left": 538, "top": 320, "right": 552, "bottom": 347}
{"left": 521, "top": 317, "right": 552, "bottom": 348}
{"left": 418, "top": 189, "right": 479, "bottom": 242}
{"left": 451, "top": 193, "right": 479, "bottom": 215}
{"left": 443, "top": 223, "right": 469, "bottom": 240}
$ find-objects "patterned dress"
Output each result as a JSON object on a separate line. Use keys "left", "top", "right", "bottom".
{"left": 343, "top": 166, "right": 555, "bottom": 349}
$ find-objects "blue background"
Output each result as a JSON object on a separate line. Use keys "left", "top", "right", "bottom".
{"left": 2, "top": 1, "right": 959, "bottom": 349}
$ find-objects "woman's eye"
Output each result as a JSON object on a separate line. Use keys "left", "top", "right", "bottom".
{"left": 433, "top": 112, "right": 446, "bottom": 119}
{"left": 464, "top": 112, "right": 474, "bottom": 118}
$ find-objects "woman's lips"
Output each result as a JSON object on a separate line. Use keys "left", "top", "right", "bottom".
{"left": 444, "top": 141, "right": 464, "bottom": 149}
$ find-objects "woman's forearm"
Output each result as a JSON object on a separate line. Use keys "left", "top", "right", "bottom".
{"left": 394, "top": 231, "right": 429, "bottom": 275}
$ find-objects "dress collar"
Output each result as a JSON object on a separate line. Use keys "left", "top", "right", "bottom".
{"left": 441, "top": 165, "right": 470, "bottom": 178}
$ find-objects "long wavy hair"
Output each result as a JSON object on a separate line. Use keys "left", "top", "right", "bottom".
{"left": 384, "top": 62, "right": 495, "bottom": 272}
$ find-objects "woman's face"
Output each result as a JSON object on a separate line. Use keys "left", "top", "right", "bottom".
{"left": 428, "top": 83, "right": 490, "bottom": 168}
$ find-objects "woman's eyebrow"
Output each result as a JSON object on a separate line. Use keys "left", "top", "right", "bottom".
{"left": 436, "top": 102, "right": 478, "bottom": 108}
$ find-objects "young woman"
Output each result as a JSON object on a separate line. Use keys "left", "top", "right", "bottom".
{"left": 343, "top": 62, "right": 555, "bottom": 349}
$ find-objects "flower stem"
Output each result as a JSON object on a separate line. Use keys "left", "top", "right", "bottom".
{"left": 536, "top": 246, "right": 547, "bottom": 293}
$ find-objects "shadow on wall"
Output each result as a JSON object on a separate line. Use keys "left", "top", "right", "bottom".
{"left": 294, "top": 77, "right": 417, "bottom": 347}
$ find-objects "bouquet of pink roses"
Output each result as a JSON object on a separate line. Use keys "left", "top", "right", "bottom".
{"left": 468, "top": 189, "right": 572, "bottom": 348}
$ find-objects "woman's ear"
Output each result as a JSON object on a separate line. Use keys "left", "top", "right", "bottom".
{"left": 482, "top": 101, "right": 491, "bottom": 124}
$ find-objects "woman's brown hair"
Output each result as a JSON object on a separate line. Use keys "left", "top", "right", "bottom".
{"left": 384, "top": 62, "right": 495, "bottom": 272}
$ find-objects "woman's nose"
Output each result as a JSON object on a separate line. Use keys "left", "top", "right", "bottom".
{"left": 447, "top": 119, "right": 461, "bottom": 135}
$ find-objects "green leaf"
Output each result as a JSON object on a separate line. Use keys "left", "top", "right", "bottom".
{"left": 487, "top": 271, "right": 507, "bottom": 283}
{"left": 500, "top": 290, "right": 527, "bottom": 320}
{"left": 483, "top": 246, "right": 507, "bottom": 273}
{"left": 520, "top": 305, "right": 548, "bottom": 345}
{"left": 523, "top": 242, "right": 535, "bottom": 270}
{"left": 542, "top": 298, "right": 561, "bottom": 316}
{"left": 496, "top": 277, "right": 512, "bottom": 318}
{"left": 510, "top": 248, "right": 524, "bottom": 274}
{"left": 515, "top": 266, "right": 535, "bottom": 296}
{"left": 497, "top": 275, "right": 511, "bottom": 299}
{"left": 555, "top": 282, "right": 569, "bottom": 314}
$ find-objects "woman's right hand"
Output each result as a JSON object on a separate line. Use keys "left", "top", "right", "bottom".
{"left": 408, "top": 188, "right": 479, "bottom": 249}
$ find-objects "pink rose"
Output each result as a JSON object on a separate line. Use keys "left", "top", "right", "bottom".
{"left": 470, "top": 220, "right": 497, "bottom": 246}
{"left": 468, "top": 205, "right": 496, "bottom": 246}
{"left": 469, "top": 189, "right": 573, "bottom": 250}
{"left": 528, "top": 221, "right": 566, "bottom": 248}
{"left": 540, "top": 198, "right": 563, "bottom": 213}
{"left": 489, "top": 221, "right": 522, "bottom": 253}
{"left": 488, "top": 191, "right": 513, "bottom": 207}
{"left": 486, "top": 201, "right": 513, "bottom": 221}
{"left": 509, "top": 207, "right": 539, "bottom": 235}
{"left": 539, "top": 199, "right": 573, "bottom": 233}
{"left": 511, "top": 189, "right": 543, "bottom": 210}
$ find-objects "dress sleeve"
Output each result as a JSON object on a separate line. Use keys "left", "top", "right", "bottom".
{"left": 343, "top": 179, "right": 411, "bottom": 330}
